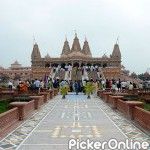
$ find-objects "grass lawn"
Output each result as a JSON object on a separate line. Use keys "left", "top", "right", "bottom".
{"left": 144, "top": 103, "right": 150, "bottom": 111}
{"left": 0, "top": 100, "right": 10, "bottom": 114}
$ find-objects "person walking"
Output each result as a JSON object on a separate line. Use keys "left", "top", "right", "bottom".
{"left": 74, "top": 80, "right": 79, "bottom": 95}
{"left": 34, "top": 79, "right": 40, "bottom": 94}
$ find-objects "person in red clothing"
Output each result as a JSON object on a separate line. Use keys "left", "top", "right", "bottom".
{"left": 19, "top": 81, "right": 28, "bottom": 93}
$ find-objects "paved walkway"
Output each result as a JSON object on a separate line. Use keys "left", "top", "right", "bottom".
{"left": 0, "top": 94, "right": 149, "bottom": 150}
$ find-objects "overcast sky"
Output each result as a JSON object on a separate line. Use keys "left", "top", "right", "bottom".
{"left": 0, "top": 0, "right": 150, "bottom": 73}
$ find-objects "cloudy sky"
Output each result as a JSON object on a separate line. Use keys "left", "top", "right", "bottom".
{"left": 0, "top": 0, "right": 150, "bottom": 73}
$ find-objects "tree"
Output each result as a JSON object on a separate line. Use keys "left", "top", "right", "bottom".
{"left": 130, "top": 72, "right": 137, "bottom": 79}
{"left": 138, "top": 72, "right": 150, "bottom": 81}
{"left": 0, "top": 74, "right": 10, "bottom": 83}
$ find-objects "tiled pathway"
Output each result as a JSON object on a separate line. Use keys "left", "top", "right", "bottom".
{"left": 0, "top": 94, "right": 149, "bottom": 150}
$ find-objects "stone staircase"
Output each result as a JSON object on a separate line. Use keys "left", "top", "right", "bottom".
{"left": 76, "top": 70, "right": 82, "bottom": 81}
{"left": 87, "top": 68, "right": 105, "bottom": 81}
{"left": 82, "top": 68, "right": 89, "bottom": 80}
{"left": 54, "top": 69, "right": 65, "bottom": 80}
{"left": 71, "top": 67, "right": 82, "bottom": 81}
{"left": 64, "top": 70, "right": 71, "bottom": 81}
{"left": 98, "top": 67, "right": 106, "bottom": 81}
{"left": 51, "top": 66, "right": 106, "bottom": 81}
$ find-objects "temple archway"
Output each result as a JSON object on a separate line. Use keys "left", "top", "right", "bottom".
{"left": 61, "top": 63, "right": 66, "bottom": 68}
{"left": 45, "top": 63, "right": 50, "bottom": 68}
{"left": 103, "top": 63, "right": 107, "bottom": 68}
{"left": 81, "top": 63, "right": 85, "bottom": 67}
{"left": 87, "top": 63, "right": 91, "bottom": 66}
{"left": 73, "top": 62, "right": 79, "bottom": 67}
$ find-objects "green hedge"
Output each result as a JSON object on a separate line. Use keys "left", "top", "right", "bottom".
{"left": 144, "top": 103, "right": 150, "bottom": 111}
{"left": 13, "top": 94, "right": 31, "bottom": 102}
{"left": 0, "top": 100, "right": 9, "bottom": 114}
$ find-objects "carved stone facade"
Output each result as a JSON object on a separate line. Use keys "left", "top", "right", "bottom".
{"left": 31, "top": 34, "right": 122, "bottom": 80}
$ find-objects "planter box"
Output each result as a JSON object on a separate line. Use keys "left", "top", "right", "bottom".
{"left": 97, "top": 90, "right": 104, "bottom": 98}
{"left": 108, "top": 95, "right": 124, "bottom": 108}
{"left": 125, "top": 101, "right": 143, "bottom": 120}
{"left": 102, "top": 92, "right": 112, "bottom": 102}
{"left": 0, "top": 107, "right": 19, "bottom": 132}
{"left": 117, "top": 99, "right": 128, "bottom": 116}
{"left": 49, "top": 90, "right": 54, "bottom": 99}
{"left": 30, "top": 95, "right": 44, "bottom": 109}
{"left": 133, "top": 107, "right": 150, "bottom": 130}
{"left": 117, "top": 99, "right": 144, "bottom": 119}
{"left": 0, "top": 90, "right": 17, "bottom": 99}
{"left": 10, "top": 100, "right": 35, "bottom": 120}
{"left": 108, "top": 93, "right": 132, "bottom": 107}
{"left": 39, "top": 92, "right": 50, "bottom": 103}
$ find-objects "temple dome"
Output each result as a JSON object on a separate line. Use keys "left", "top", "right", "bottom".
{"left": 12, "top": 60, "right": 20, "bottom": 65}
{"left": 45, "top": 53, "right": 50, "bottom": 59}
{"left": 11, "top": 60, "right": 22, "bottom": 69}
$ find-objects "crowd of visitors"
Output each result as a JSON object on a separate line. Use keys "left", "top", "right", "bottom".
{"left": 52, "top": 64, "right": 100, "bottom": 75}
{"left": 101, "top": 78, "right": 143, "bottom": 92}
{"left": 6, "top": 76, "right": 143, "bottom": 94}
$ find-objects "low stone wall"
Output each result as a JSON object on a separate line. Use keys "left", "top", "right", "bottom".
{"left": 0, "top": 90, "right": 17, "bottom": 99}
{"left": 108, "top": 95, "right": 114, "bottom": 105}
{"left": 10, "top": 100, "right": 35, "bottom": 120}
{"left": 0, "top": 91, "right": 58, "bottom": 138}
{"left": 24, "top": 100, "right": 35, "bottom": 118}
{"left": 0, "top": 108, "right": 19, "bottom": 132}
{"left": 117, "top": 99, "right": 128, "bottom": 116}
{"left": 39, "top": 92, "right": 50, "bottom": 103}
{"left": 101, "top": 92, "right": 112, "bottom": 102}
{"left": 49, "top": 90, "right": 54, "bottom": 99}
{"left": 133, "top": 107, "right": 150, "bottom": 130}
{"left": 30, "top": 95, "right": 44, "bottom": 109}
{"left": 97, "top": 90, "right": 105, "bottom": 99}
{"left": 99, "top": 91, "right": 149, "bottom": 131}
{"left": 108, "top": 95, "right": 124, "bottom": 108}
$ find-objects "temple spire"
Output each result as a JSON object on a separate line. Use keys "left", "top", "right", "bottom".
{"left": 85, "top": 36, "right": 87, "bottom": 42}
{"left": 74, "top": 30, "right": 77, "bottom": 37}
{"left": 112, "top": 41, "right": 121, "bottom": 60}
{"left": 61, "top": 38, "right": 70, "bottom": 57}
{"left": 65, "top": 34, "right": 67, "bottom": 41}
{"left": 71, "top": 32, "right": 81, "bottom": 52}
{"left": 116, "top": 36, "right": 119, "bottom": 44}
{"left": 82, "top": 38, "right": 92, "bottom": 57}
{"left": 31, "top": 43, "right": 41, "bottom": 60}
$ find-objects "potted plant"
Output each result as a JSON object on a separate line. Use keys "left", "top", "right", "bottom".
{"left": 60, "top": 85, "right": 68, "bottom": 99}
{"left": 85, "top": 82, "right": 94, "bottom": 99}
